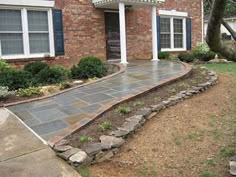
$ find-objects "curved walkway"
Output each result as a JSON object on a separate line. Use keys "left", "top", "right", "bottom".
{"left": 7, "top": 61, "right": 187, "bottom": 142}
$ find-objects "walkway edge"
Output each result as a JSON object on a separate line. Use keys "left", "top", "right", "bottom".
{"left": 47, "top": 62, "right": 192, "bottom": 147}
{"left": 3, "top": 63, "right": 126, "bottom": 107}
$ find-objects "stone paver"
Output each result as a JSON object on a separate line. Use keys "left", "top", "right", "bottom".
{"left": 7, "top": 61, "right": 186, "bottom": 141}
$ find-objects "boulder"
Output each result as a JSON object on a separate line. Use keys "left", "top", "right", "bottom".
{"left": 69, "top": 150, "right": 88, "bottom": 164}
{"left": 100, "top": 135, "right": 125, "bottom": 149}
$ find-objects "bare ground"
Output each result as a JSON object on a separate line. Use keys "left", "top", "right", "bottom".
{"left": 88, "top": 74, "right": 236, "bottom": 177}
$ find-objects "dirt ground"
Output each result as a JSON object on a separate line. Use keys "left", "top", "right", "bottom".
{"left": 88, "top": 74, "right": 236, "bottom": 177}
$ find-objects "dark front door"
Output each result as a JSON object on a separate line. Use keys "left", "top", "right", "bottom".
{"left": 105, "top": 12, "right": 121, "bottom": 60}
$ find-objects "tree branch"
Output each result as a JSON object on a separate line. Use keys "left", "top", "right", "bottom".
{"left": 206, "top": 0, "right": 236, "bottom": 61}
{"left": 222, "top": 19, "right": 236, "bottom": 40}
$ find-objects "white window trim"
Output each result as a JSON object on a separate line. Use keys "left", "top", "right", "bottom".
{"left": 0, "top": 0, "right": 55, "bottom": 8}
{"left": 0, "top": 6, "right": 55, "bottom": 60}
{"left": 159, "top": 10, "right": 188, "bottom": 17}
{"left": 159, "top": 10, "right": 187, "bottom": 52}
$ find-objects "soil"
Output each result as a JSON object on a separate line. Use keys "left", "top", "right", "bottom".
{"left": 67, "top": 68, "right": 209, "bottom": 148}
{"left": 88, "top": 73, "right": 236, "bottom": 177}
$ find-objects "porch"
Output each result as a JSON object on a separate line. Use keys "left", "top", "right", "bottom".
{"left": 93, "top": 0, "right": 165, "bottom": 64}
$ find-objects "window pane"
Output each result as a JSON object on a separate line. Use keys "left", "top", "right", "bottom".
{"left": 160, "top": 18, "right": 170, "bottom": 33}
{"left": 0, "top": 9, "right": 22, "bottom": 31}
{"left": 0, "top": 34, "right": 24, "bottom": 55}
{"left": 160, "top": 34, "right": 171, "bottom": 48}
{"left": 28, "top": 11, "right": 48, "bottom": 31}
{"left": 174, "top": 19, "right": 183, "bottom": 33}
{"left": 29, "top": 33, "right": 49, "bottom": 53}
{"left": 174, "top": 34, "right": 183, "bottom": 48}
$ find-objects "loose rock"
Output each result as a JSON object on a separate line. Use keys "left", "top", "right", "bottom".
{"left": 100, "top": 135, "right": 125, "bottom": 149}
{"left": 69, "top": 150, "right": 88, "bottom": 164}
{"left": 53, "top": 145, "right": 73, "bottom": 152}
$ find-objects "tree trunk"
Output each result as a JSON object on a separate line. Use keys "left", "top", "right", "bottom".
{"left": 206, "top": 0, "right": 236, "bottom": 61}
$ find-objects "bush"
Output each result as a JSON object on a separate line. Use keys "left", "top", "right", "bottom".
{"left": 0, "top": 86, "right": 14, "bottom": 100}
{"left": 24, "top": 61, "right": 49, "bottom": 76}
{"left": 17, "top": 87, "right": 42, "bottom": 97}
{"left": 0, "top": 69, "right": 32, "bottom": 90}
{"left": 0, "top": 59, "right": 11, "bottom": 72}
{"left": 178, "top": 53, "right": 194, "bottom": 63}
{"left": 35, "top": 65, "right": 67, "bottom": 85}
{"left": 192, "top": 43, "right": 216, "bottom": 61}
{"left": 158, "top": 52, "right": 170, "bottom": 59}
{"left": 71, "top": 57, "right": 107, "bottom": 79}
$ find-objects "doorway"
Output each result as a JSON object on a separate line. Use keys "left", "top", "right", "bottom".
{"left": 105, "top": 12, "right": 121, "bottom": 60}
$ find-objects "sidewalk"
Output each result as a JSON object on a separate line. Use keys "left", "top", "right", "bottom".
{"left": 0, "top": 108, "right": 80, "bottom": 177}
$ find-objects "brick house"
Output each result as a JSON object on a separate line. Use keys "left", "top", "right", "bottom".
{"left": 0, "top": 0, "right": 204, "bottom": 67}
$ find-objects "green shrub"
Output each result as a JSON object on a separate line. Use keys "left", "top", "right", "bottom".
{"left": 158, "top": 52, "right": 170, "bottom": 59}
{"left": 24, "top": 61, "right": 49, "bottom": 76}
{"left": 71, "top": 57, "right": 107, "bottom": 79}
{"left": 0, "top": 86, "right": 14, "bottom": 100}
{"left": 35, "top": 65, "right": 67, "bottom": 85}
{"left": 0, "top": 69, "right": 32, "bottom": 90}
{"left": 192, "top": 43, "right": 216, "bottom": 61}
{"left": 0, "top": 59, "right": 11, "bottom": 72}
{"left": 178, "top": 53, "right": 194, "bottom": 63}
{"left": 17, "top": 87, "right": 42, "bottom": 97}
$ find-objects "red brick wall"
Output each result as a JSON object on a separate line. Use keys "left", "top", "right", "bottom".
{"left": 8, "top": 0, "right": 203, "bottom": 67}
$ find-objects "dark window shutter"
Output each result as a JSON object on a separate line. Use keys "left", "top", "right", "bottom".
{"left": 53, "top": 9, "right": 64, "bottom": 56}
{"left": 186, "top": 18, "right": 192, "bottom": 50}
{"left": 157, "top": 16, "right": 161, "bottom": 52}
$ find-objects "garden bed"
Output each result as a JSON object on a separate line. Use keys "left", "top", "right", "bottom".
{"left": 66, "top": 67, "right": 209, "bottom": 148}
{"left": 0, "top": 58, "right": 122, "bottom": 106}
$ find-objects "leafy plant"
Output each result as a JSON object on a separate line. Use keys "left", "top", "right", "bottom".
{"left": 78, "top": 166, "right": 92, "bottom": 177}
{"left": 0, "top": 86, "right": 14, "bottom": 100}
{"left": 59, "top": 81, "right": 72, "bottom": 90}
{"left": 192, "top": 43, "right": 216, "bottom": 61}
{"left": 178, "top": 82, "right": 190, "bottom": 88}
{"left": 35, "top": 65, "right": 67, "bottom": 85}
{"left": 17, "top": 87, "right": 42, "bottom": 97}
{"left": 168, "top": 88, "right": 177, "bottom": 94}
{"left": 133, "top": 101, "right": 144, "bottom": 107}
{"left": 0, "top": 69, "right": 32, "bottom": 90}
{"left": 200, "top": 171, "right": 218, "bottom": 177}
{"left": 178, "top": 53, "right": 194, "bottom": 63}
{"left": 220, "top": 148, "right": 235, "bottom": 157}
{"left": 0, "top": 59, "right": 11, "bottom": 72}
{"left": 99, "top": 121, "right": 112, "bottom": 131}
{"left": 158, "top": 52, "right": 170, "bottom": 59}
{"left": 24, "top": 61, "right": 49, "bottom": 76}
{"left": 71, "top": 57, "right": 107, "bottom": 79}
{"left": 116, "top": 106, "right": 132, "bottom": 114}
{"left": 79, "top": 136, "right": 93, "bottom": 143}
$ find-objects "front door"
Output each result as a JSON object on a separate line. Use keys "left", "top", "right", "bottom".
{"left": 105, "top": 12, "right": 121, "bottom": 60}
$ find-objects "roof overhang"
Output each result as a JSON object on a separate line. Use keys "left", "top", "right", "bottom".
{"left": 0, "top": 0, "right": 55, "bottom": 8}
{"left": 93, "top": 0, "right": 165, "bottom": 9}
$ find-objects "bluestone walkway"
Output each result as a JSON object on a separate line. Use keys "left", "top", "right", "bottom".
{"left": 7, "top": 61, "right": 186, "bottom": 141}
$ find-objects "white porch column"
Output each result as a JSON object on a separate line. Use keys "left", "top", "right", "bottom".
{"left": 151, "top": 6, "right": 159, "bottom": 61}
{"left": 119, "top": 2, "right": 128, "bottom": 64}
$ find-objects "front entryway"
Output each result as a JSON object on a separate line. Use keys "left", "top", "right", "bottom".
{"left": 105, "top": 12, "right": 121, "bottom": 60}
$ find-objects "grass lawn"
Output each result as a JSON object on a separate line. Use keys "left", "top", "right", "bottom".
{"left": 201, "top": 63, "right": 236, "bottom": 76}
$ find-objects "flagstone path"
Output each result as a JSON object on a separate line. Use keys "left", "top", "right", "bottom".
{"left": 7, "top": 61, "right": 186, "bottom": 141}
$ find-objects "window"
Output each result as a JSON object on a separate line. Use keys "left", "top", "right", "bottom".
{"left": 0, "top": 8, "right": 54, "bottom": 59}
{"left": 0, "top": 9, "right": 24, "bottom": 55}
{"left": 160, "top": 16, "right": 186, "bottom": 51}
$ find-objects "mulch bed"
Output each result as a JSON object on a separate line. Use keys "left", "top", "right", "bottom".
{"left": 67, "top": 67, "right": 209, "bottom": 148}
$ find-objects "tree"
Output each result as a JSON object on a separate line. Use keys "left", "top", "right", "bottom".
{"left": 206, "top": 0, "right": 236, "bottom": 61}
